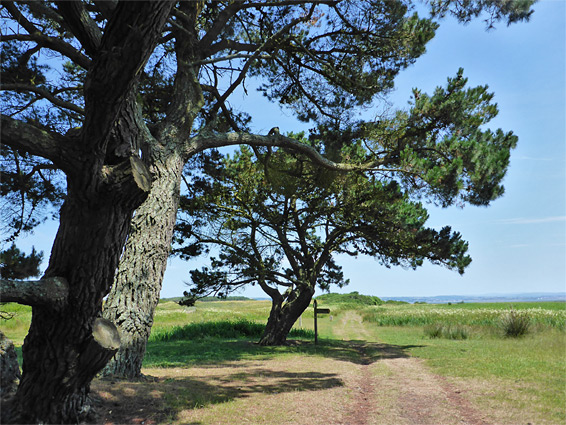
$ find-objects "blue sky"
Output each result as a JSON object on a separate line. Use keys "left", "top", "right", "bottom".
{"left": 16, "top": 0, "right": 566, "bottom": 299}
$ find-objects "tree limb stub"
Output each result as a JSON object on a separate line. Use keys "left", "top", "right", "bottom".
{"left": 101, "top": 156, "right": 152, "bottom": 197}
{"left": 0, "top": 277, "right": 69, "bottom": 307}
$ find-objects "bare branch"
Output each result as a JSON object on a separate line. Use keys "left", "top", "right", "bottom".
{"left": 2, "top": 2, "right": 91, "bottom": 69}
{"left": 189, "top": 132, "right": 383, "bottom": 172}
{"left": 0, "top": 277, "right": 68, "bottom": 307}
{"left": 1, "top": 83, "right": 85, "bottom": 115}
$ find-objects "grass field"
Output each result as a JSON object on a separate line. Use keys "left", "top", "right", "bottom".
{"left": 1, "top": 299, "right": 565, "bottom": 424}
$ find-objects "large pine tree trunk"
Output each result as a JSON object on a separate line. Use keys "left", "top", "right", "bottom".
{"left": 258, "top": 286, "right": 315, "bottom": 346}
{"left": 102, "top": 152, "right": 185, "bottom": 378}
{"left": 7, "top": 187, "right": 142, "bottom": 424}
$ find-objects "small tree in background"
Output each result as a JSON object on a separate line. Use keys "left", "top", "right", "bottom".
{"left": 0, "top": 244, "right": 43, "bottom": 280}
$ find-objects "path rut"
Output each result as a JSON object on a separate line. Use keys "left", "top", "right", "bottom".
{"left": 337, "top": 311, "right": 489, "bottom": 425}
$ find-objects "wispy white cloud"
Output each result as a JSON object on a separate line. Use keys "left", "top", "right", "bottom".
{"left": 501, "top": 216, "right": 566, "bottom": 225}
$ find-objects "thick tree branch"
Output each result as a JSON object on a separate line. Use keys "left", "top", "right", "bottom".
{"left": 159, "top": 1, "right": 204, "bottom": 141}
{"left": 204, "top": 39, "right": 259, "bottom": 58}
{"left": 55, "top": 1, "right": 102, "bottom": 57}
{"left": 1, "top": 114, "right": 76, "bottom": 171}
{"left": 83, "top": 0, "right": 174, "bottom": 152}
{"left": 1, "top": 83, "right": 85, "bottom": 115}
{"left": 0, "top": 277, "right": 69, "bottom": 307}
{"left": 92, "top": 0, "right": 117, "bottom": 21}
{"left": 189, "top": 132, "right": 382, "bottom": 172}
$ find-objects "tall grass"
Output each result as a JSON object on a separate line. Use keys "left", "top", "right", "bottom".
{"left": 362, "top": 304, "right": 566, "bottom": 330}
{"left": 424, "top": 324, "right": 469, "bottom": 340}
{"left": 500, "top": 308, "right": 531, "bottom": 337}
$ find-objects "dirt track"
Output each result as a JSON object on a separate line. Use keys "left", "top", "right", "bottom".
{"left": 92, "top": 312, "right": 492, "bottom": 425}
{"left": 335, "top": 312, "right": 489, "bottom": 425}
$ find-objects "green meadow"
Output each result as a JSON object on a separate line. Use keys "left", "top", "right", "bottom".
{"left": 1, "top": 297, "right": 565, "bottom": 423}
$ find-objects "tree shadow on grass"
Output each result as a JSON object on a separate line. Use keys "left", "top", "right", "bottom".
{"left": 144, "top": 337, "right": 424, "bottom": 368}
{"left": 91, "top": 367, "right": 343, "bottom": 424}
{"left": 94, "top": 337, "right": 424, "bottom": 423}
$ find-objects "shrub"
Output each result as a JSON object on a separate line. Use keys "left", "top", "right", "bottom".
{"left": 316, "top": 292, "right": 383, "bottom": 306}
{"left": 501, "top": 308, "right": 531, "bottom": 337}
{"left": 150, "top": 319, "right": 314, "bottom": 342}
{"left": 424, "top": 324, "right": 469, "bottom": 340}
{"left": 424, "top": 324, "right": 444, "bottom": 338}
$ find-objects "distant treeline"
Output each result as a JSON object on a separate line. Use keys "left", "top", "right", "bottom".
{"left": 316, "top": 292, "right": 410, "bottom": 306}
{"left": 160, "top": 296, "right": 251, "bottom": 303}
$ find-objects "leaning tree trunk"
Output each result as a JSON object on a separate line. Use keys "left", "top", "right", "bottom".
{"left": 259, "top": 286, "right": 315, "bottom": 346}
{"left": 102, "top": 151, "right": 185, "bottom": 378}
{"left": 7, "top": 183, "right": 145, "bottom": 424}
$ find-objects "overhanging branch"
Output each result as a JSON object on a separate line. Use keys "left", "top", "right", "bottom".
{"left": 0, "top": 277, "right": 69, "bottom": 307}
{"left": 189, "top": 132, "right": 382, "bottom": 172}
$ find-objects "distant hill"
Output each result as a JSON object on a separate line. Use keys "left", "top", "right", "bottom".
{"left": 316, "top": 291, "right": 383, "bottom": 306}
{"left": 380, "top": 292, "right": 566, "bottom": 304}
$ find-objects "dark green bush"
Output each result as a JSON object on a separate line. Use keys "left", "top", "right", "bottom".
{"left": 501, "top": 308, "right": 531, "bottom": 337}
{"left": 424, "top": 324, "right": 469, "bottom": 340}
{"left": 150, "top": 320, "right": 314, "bottom": 342}
{"left": 316, "top": 292, "right": 383, "bottom": 306}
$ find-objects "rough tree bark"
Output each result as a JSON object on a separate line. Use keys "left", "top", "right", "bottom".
{"left": 0, "top": 2, "right": 174, "bottom": 422}
{"left": 101, "top": 0, "right": 206, "bottom": 380}
{"left": 6, "top": 185, "right": 144, "bottom": 423}
{"left": 102, "top": 152, "right": 185, "bottom": 378}
{"left": 259, "top": 285, "right": 316, "bottom": 346}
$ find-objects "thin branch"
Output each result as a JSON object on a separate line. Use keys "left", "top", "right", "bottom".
{"left": 0, "top": 33, "right": 91, "bottom": 70}
{"left": 1, "top": 83, "right": 85, "bottom": 115}
{"left": 1, "top": 2, "right": 91, "bottom": 69}
{"left": 206, "top": 7, "right": 318, "bottom": 120}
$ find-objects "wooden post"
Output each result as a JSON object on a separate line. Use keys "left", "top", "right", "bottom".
{"left": 314, "top": 299, "right": 318, "bottom": 345}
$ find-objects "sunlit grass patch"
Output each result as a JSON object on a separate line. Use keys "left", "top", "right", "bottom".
{"left": 0, "top": 303, "right": 32, "bottom": 346}
{"left": 150, "top": 319, "right": 314, "bottom": 343}
{"left": 376, "top": 325, "right": 566, "bottom": 424}
{"left": 362, "top": 302, "right": 566, "bottom": 330}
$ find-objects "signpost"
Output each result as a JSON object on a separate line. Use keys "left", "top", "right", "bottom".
{"left": 313, "top": 299, "right": 330, "bottom": 345}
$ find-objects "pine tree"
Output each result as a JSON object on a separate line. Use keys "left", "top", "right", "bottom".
{"left": 0, "top": 1, "right": 533, "bottom": 420}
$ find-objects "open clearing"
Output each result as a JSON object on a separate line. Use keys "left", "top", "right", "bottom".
{"left": 88, "top": 309, "right": 563, "bottom": 425}
{"left": 2, "top": 300, "right": 564, "bottom": 424}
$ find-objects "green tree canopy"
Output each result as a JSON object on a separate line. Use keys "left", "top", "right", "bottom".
{"left": 175, "top": 135, "right": 477, "bottom": 344}
{"left": 0, "top": 244, "right": 43, "bottom": 280}
{"left": 0, "top": 1, "right": 533, "bottom": 419}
